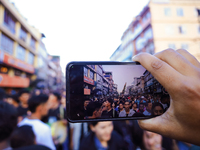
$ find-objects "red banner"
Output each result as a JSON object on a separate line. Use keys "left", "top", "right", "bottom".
{"left": 84, "top": 88, "right": 91, "bottom": 95}
{"left": 84, "top": 76, "right": 94, "bottom": 85}
{"left": 0, "top": 51, "right": 34, "bottom": 74}
{"left": 0, "top": 73, "right": 30, "bottom": 88}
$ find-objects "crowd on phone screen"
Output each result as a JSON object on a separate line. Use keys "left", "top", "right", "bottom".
{"left": 1, "top": 87, "right": 200, "bottom": 150}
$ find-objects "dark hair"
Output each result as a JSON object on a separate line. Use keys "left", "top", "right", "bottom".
{"left": 52, "top": 92, "right": 61, "bottom": 101}
{"left": 107, "top": 98, "right": 113, "bottom": 104}
{"left": 139, "top": 103, "right": 144, "bottom": 106}
{"left": 0, "top": 101, "right": 18, "bottom": 142}
{"left": 90, "top": 121, "right": 99, "bottom": 127}
{"left": 124, "top": 100, "right": 130, "bottom": 104}
{"left": 160, "top": 94, "right": 170, "bottom": 102}
{"left": 86, "top": 101, "right": 102, "bottom": 116}
{"left": 18, "top": 89, "right": 30, "bottom": 97}
{"left": 10, "top": 125, "right": 35, "bottom": 148}
{"left": 119, "top": 102, "right": 124, "bottom": 105}
{"left": 28, "top": 94, "right": 49, "bottom": 113}
{"left": 0, "top": 88, "right": 6, "bottom": 101}
{"left": 151, "top": 102, "right": 164, "bottom": 117}
{"left": 7, "top": 94, "right": 20, "bottom": 103}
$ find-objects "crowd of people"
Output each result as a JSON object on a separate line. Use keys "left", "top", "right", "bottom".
{"left": 0, "top": 88, "right": 199, "bottom": 150}
{"left": 1, "top": 48, "right": 200, "bottom": 150}
{"left": 83, "top": 94, "right": 170, "bottom": 120}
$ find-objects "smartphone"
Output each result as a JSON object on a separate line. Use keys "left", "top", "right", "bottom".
{"left": 66, "top": 61, "right": 169, "bottom": 123}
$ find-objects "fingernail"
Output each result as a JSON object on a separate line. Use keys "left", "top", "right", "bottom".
{"left": 132, "top": 55, "right": 138, "bottom": 61}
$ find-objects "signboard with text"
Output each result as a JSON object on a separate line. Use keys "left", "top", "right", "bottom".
{"left": 84, "top": 76, "right": 94, "bottom": 85}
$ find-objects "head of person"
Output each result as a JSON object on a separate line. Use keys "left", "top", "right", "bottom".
{"left": 0, "top": 88, "right": 6, "bottom": 101}
{"left": 132, "top": 103, "right": 138, "bottom": 110}
{"left": 143, "top": 131, "right": 162, "bottom": 150}
{"left": 61, "top": 95, "right": 66, "bottom": 107}
{"left": 28, "top": 94, "right": 49, "bottom": 117}
{"left": 5, "top": 94, "right": 19, "bottom": 107}
{"left": 118, "top": 102, "right": 124, "bottom": 111}
{"left": 131, "top": 120, "right": 162, "bottom": 150}
{"left": 139, "top": 103, "right": 144, "bottom": 112}
{"left": 106, "top": 98, "right": 113, "bottom": 109}
{"left": 86, "top": 101, "right": 102, "bottom": 118}
{"left": 124, "top": 100, "right": 130, "bottom": 111}
{"left": 18, "top": 89, "right": 30, "bottom": 104}
{"left": 160, "top": 94, "right": 170, "bottom": 104}
{"left": 152, "top": 102, "right": 164, "bottom": 117}
{"left": 10, "top": 125, "right": 35, "bottom": 149}
{"left": 48, "top": 92, "right": 61, "bottom": 108}
{"left": 0, "top": 101, "right": 18, "bottom": 145}
{"left": 90, "top": 121, "right": 113, "bottom": 142}
{"left": 146, "top": 102, "right": 152, "bottom": 112}
{"left": 84, "top": 99, "right": 91, "bottom": 109}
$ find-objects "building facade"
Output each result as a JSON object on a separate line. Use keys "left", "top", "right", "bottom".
{"left": 0, "top": 0, "right": 44, "bottom": 93}
{"left": 110, "top": 0, "right": 200, "bottom": 62}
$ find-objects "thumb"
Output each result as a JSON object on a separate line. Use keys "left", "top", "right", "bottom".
{"left": 138, "top": 113, "right": 171, "bottom": 135}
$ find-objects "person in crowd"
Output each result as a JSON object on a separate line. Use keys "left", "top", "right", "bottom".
{"left": 80, "top": 121, "right": 127, "bottom": 150}
{"left": 101, "top": 98, "right": 118, "bottom": 118}
{"left": 117, "top": 102, "right": 124, "bottom": 115}
{"left": 0, "top": 87, "right": 6, "bottom": 101}
{"left": 132, "top": 102, "right": 138, "bottom": 112}
{"left": 85, "top": 101, "right": 102, "bottom": 119}
{"left": 5, "top": 94, "right": 19, "bottom": 108}
{"left": 151, "top": 102, "right": 164, "bottom": 117}
{"left": 83, "top": 99, "right": 91, "bottom": 116}
{"left": 10, "top": 125, "right": 36, "bottom": 149}
{"left": 131, "top": 120, "right": 175, "bottom": 150}
{"left": 119, "top": 100, "right": 135, "bottom": 117}
{"left": 143, "top": 102, "right": 152, "bottom": 116}
{"left": 0, "top": 101, "right": 18, "bottom": 150}
{"left": 17, "top": 89, "right": 30, "bottom": 122}
{"left": 160, "top": 94, "right": 170, "bottom": 111}
{"left": 137, "top": 103, "right": 145, "bottom": 113}
{"left": 18, "top": 94, "right": 56, "bottom": 150}
{"left": 132, "top": 49, "right": 200, "bottom": 145}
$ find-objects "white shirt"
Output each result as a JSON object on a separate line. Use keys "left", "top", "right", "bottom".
{"left": 119, "top": 109, "right": 135, "bottom": 117}
{"left": 18, "top": 118, "right": 56, "bottom": 150}
{"left": 143, "top": 110, "right": 151, "bottom": 116}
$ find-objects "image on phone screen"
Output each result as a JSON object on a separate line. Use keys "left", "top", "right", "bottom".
{"left": 66, "top": 62, "right": 169, "bottom": 122}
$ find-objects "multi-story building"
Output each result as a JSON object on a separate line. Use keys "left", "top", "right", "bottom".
{"left": 0, "top": 0, "right": 45, "bottom": 93}
{"left": 110, "top": 0, "right": 200, "bottom": 62}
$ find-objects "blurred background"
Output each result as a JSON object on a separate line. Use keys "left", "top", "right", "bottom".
{"left": 1, "top": 0, "right": 200, "bottom": 150}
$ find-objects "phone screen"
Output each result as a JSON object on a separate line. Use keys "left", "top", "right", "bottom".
{"left": 66, "top": 62, "right": 169, "bottom": 122}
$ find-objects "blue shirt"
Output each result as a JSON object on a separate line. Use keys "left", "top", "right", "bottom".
{"left": 94, "top": 136, "right": 108, "bottom": 150}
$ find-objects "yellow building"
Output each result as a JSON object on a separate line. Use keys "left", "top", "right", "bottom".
{"left": 0, "top": 0, "right": 43, "bottom": 93}
{"left": 110, "top": 0, "right": 200, "bottom": 62}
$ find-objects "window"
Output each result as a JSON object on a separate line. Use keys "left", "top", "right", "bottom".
{"left": 165, "top": 26, "right": 174, "bottom": 35}
{"left": 30, "top": 37, "right": 36, "bottom": 49}
{"left": 17, "top": 45, "right": 26, "bottom": 61}
{"left": 0, "top": 33, "right": 14, "bottom": 55}
{"left": 28, "top": 52, "right": 34, "bottom": 65}
{"left": 4, "top": 9, "right": 15, "bottom": 34}
{"left": 178, "top": 26, "right": 186, "bottom": 34}
{"left": 177, "top": 8, "right": 184, "bottom": 16}
{"left": 19, "top": 26, "right": 27, "bottom": 42}
{"left": 84, "top": 67, "right": 88, "bottom": 77}
{"left": 164, "top": 8, "right": 171, "bottom": 16}
{"left": 181, "top": 44, "right": 189, "bottom": 50}
{"left": 168, "top": 44, "right": 176, "bottom": 49}
{"left": 90, "top": 71, "right": 94, "bottom": 80}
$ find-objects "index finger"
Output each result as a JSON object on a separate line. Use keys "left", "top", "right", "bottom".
{"left": 132, "top": 53, "right": 184, "bottom": 93}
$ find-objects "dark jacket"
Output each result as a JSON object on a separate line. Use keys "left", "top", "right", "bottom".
{"left": 79, "top": 131, "right": 127, "bottom": 150}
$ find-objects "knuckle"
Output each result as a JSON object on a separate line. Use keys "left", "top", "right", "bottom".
{"left": 151, "top": 60, "right": 164, "bottom": 70}
{"left": 176, "top": 49, "right": 187, "bottom": 53}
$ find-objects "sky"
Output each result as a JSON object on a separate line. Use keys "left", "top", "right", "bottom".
{"left": 102, "top": 65, "right": 146, "bottom": 92}
{"left": 9, "top": 0, "right": 149, "bottom": 74}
